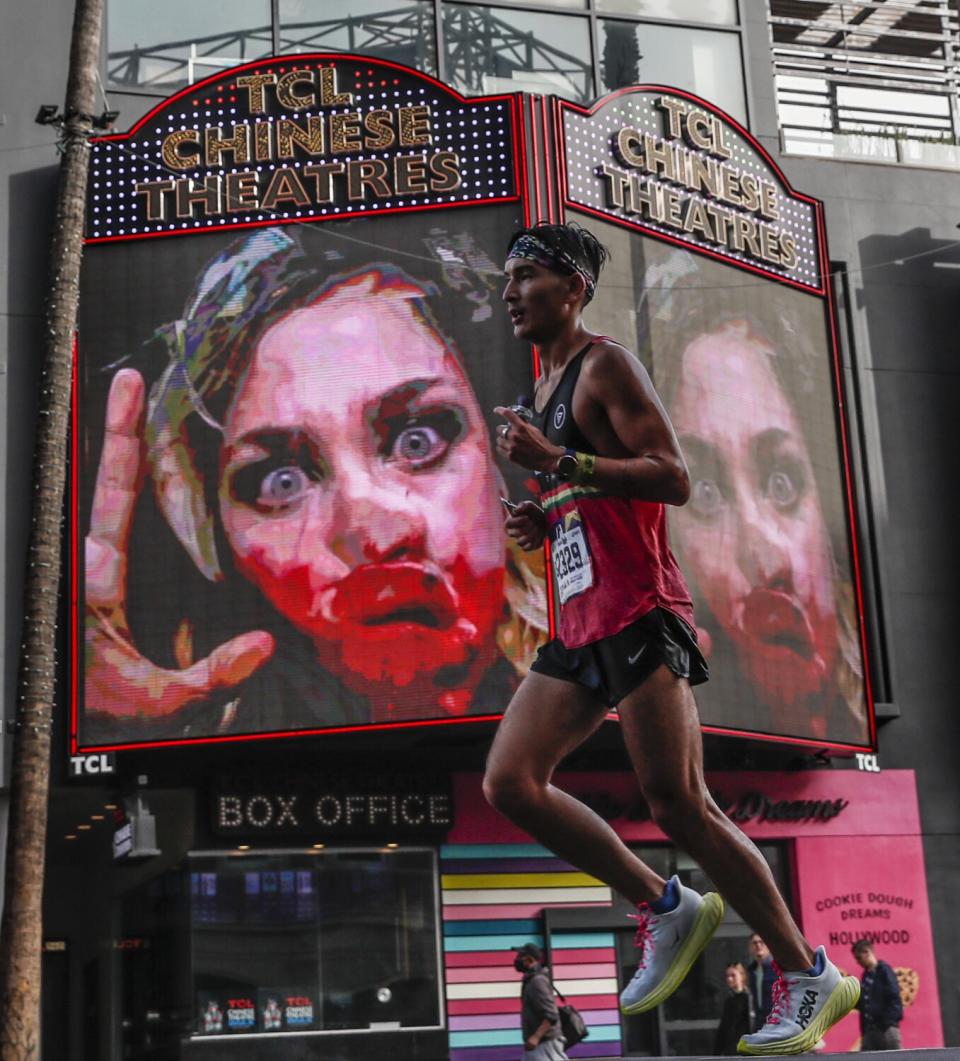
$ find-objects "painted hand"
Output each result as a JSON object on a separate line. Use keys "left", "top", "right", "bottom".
{"left": 84, "top": 369, "right": 274, "bottom": 720}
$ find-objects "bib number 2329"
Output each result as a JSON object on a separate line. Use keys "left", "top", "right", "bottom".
{"left": 551, "top": 522, "right": 594, "bottom": 604}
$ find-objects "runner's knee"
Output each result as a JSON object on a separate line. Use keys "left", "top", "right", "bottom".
{"left": 643, "top": 779, "right": 709, "bottom": 839}
{"left": 482, "top": 765, "right": 542, "bottom": 817}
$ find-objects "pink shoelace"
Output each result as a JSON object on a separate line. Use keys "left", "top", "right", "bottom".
{"left": 764, "top": 965, "right": 797, "bottom": 1027}
{"left": 628, "top": 903, "right": 656, "bottom": 969}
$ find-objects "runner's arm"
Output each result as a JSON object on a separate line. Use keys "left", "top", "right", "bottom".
{"left": 566, "top": 341, "right": 690, "bottom": 504}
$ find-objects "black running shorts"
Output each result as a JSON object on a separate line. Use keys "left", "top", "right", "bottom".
{"left": 529, "top": 607, "right": 709, "bottom": 707}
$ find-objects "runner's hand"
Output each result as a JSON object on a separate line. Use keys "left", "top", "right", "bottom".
{"left": 494, "top": 406, "right": 563, "bottom": 473}
{"left": 84, "top": 369, "right": 274, "bottom": 720}
{"left": 504, "top": 500, "right": 547, "bottom": 552}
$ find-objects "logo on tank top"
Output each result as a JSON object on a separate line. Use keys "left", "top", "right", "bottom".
{"left": 553, "top": 404, "right": 566, "bottom": 430}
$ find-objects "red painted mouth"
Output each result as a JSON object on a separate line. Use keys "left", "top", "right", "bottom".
{"left": 741, "top": 589, "right": 815, "bottom": 658}
{"left": 327, "top": 562, "right": 459, "bottom": 629}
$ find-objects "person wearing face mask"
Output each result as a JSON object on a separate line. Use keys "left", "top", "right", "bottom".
{"left": 512, "top": 944, "right": 568, "bottom": 1060}
{"left": 80, "top": 226, "right": 547, "bottom": 741}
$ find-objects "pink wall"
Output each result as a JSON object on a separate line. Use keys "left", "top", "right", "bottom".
{"left": 451, "top": 769, "right": 944, "bottom": 1049}
{"left": 795, "top": 834, "right": 943, "bottom": 1049}
{"left": 449, "top": 769, "right": 922, "bottom": 843}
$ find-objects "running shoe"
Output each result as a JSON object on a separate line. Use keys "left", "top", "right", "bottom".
{"left": 737, "top": 946, "right": 860, "bottom": 1055}
{"left": 619, "top": 875, "right": 724, "bottom": 1015}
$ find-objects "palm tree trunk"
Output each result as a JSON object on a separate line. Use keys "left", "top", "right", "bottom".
{"left": 0, "top": 0, "right": 104, "bottom": 1056}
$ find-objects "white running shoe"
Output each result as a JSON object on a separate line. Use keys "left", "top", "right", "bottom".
{"left": 737, "top": 946, "right": 860, "bottom": 1056}
{"left": 619, "top": 875, "right": 724, "bottom": 1015}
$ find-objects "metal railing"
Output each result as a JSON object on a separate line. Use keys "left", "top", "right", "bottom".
{"left": 106, "top": 8, "right": 591, "bottom": 102}
{"left": 769, "top": 0, "right": 960, "bottom": 166}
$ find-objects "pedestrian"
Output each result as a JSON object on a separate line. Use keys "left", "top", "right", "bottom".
{"left": 747, "top": 933, "right": 777, "bottom": 1031}
{"left": 714, "top": 962, "right": 753, "bottom": 1055}
{"left": 852, "top": 939, "right": 903, "bottom": 1050}
{"left": 485, "top": 221, "right": 860, "bottom": 1055}
{"left": 513, "top": 943, "right": 569, "bottom": 1060}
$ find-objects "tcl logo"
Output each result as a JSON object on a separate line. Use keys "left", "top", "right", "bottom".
{"left": 69, "top": 753, "right": 116, "bottom": 777}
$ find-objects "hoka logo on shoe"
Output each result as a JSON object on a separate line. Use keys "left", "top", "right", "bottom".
{"left": 796, "top": 989, "right": 819, "bottom": 1028}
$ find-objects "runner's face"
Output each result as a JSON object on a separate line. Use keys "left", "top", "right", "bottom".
{"left": 669, "top": 323, "right": 838, "bottom": 709}
{"left": 502, "top": 256, "right": 575, "bottom": 343}
{"left": 218, "top": 274, "right": 505, "bottom": 703}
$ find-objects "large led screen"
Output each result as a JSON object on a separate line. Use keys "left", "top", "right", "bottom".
{"left": 584, "top": 215, "right": 870, "bottom": 746}
{"left": 75, "top": 205, "right": 547, "bottom": 747}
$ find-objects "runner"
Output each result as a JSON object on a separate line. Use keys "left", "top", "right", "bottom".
{"left": 485, "top": 221, "right": 859, "bottom": 1055}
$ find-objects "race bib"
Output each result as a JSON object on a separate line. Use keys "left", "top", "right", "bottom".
{"left": 551, "top": 518, "right": 594, "bottom": 604}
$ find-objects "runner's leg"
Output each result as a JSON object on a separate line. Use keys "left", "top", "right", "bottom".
{"left": 484, "top": 671, "right": 667, "bottom": 904}
{"left": 618, "top": 663, "right": 813, "bottom": 971}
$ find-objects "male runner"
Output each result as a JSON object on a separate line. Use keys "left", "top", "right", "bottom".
{"left": 485, "top": 222, "right": 859, "bottom": 1055}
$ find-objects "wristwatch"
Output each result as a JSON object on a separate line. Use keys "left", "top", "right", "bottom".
{"left": 555, "top": 448, "right": 580, "bottom": 482}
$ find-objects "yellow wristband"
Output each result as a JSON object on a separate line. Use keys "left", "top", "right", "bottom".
{"left": 576, "top": 451, "right": 596, "bottom": 483}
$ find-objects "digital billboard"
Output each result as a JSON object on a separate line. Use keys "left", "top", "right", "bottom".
{"left": 74, "top": 56, "right": 541, "bottom": 750}
{"left": 72, "top": 59, "right": 873, "bottom": 752}
{"left": 562, "top": 89, "right": 873, "bottom": 748}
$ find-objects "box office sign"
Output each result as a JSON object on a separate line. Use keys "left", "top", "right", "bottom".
{"left": 87, "top": 55, "right": 519, "bottom": 240}
{"left": 559, "top": 89, "right": 823, "bottom": 292}
{"left": 211, "top": 775, "right": 453, "bottom": 839}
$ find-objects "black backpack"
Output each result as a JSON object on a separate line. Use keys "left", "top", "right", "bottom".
{"left": 552, "top": 981, "right": 589, "bottom": 1048}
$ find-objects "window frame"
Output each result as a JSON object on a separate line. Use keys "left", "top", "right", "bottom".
{"left": 102, "top": 0, "right": 747, "bottom": 114}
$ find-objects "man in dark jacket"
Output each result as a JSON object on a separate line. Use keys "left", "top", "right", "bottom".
{"left": 513, "top": 943, "right": 568, "bottom": 1060}
{"left": 747, "top": 933, "right": 776, "bottom": 1032}
{"left": 852, "top": 939, "right": 903, "bottom": 1050}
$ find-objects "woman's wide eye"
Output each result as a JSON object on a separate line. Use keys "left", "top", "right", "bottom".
{"left": 392, "top": 424, "right": 446, "bottom": 467}
{"left": 690, "top": 478, "right": 724, "bottom": 517}
{"left": 258, "top": 466, "right": 309, "bottom": 508}
{"left": 767, "top": 468, "right": 799, "bottom": 508}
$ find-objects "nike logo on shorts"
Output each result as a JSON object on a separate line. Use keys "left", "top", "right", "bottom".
{"left": 628, "top": 648, "right": 645, "bottom": 665}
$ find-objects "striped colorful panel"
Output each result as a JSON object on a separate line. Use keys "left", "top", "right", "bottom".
{"left": 450, "top": 1044, "right": 615, "bottom": 1061}
{"left": 450, "top": 1025, "right": 621, "bottom": 1048}
{"left": 447, "top": 994, "right": 620, "bottom": 1016}
{"left": 444, "top": 887, "right": 612, "bottom": 905}
{"left": 442, "top": 872, "right": 605, "bottom": 889}
{"left": 449, "top": 1009, "right": 614, "bottom": 1031}
{"left": 444, "top": 901, "right": 610, "bottom": 921}
{"left": 442, "top": 844, "right": 622, "bottom": 1060}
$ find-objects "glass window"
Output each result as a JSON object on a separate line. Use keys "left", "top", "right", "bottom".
{"left": 598, "top": 20, "right": 746, "bottom": 123}
{"left": 596, "top": 0, "right": 737, "bottom": 26}
{"left": 190, "top": 849, "right": 441, "bottom": 1036}
{"left": 107, "top": 0, "right": 273, "bottom": 92}
{"left": 443, "top": 5, "right": 594, "bottom": 103}
{"left": 279, "top": 0, "right": 437, "bottom": 75}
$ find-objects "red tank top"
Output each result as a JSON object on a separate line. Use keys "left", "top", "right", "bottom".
{"left": 532, "top": 338, "right": 695, "bottom": 648}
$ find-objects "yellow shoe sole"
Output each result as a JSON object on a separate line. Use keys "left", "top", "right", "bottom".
{"left": 619, "top": 891, "right": 724, "bottom": 1015}
{"left": 736, "top": 975, "right": 861, "bottom": 1055}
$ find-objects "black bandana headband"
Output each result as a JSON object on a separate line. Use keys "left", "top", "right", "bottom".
{"left": 507, "top": 234, "right": 597, "bottom": 302}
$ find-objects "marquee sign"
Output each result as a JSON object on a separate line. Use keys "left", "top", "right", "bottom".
{"left": 87, "top": 55, "right": 519, "bottom": 241}
{"left": 559, "top": 88, "right": 823, "bottom": 292}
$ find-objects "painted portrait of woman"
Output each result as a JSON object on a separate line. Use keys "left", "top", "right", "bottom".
{"left": 635, "top": 246, "right": 868, "bottom": 744}
{"left": 79, "top": 220, "right": 546, "bottom": 743}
